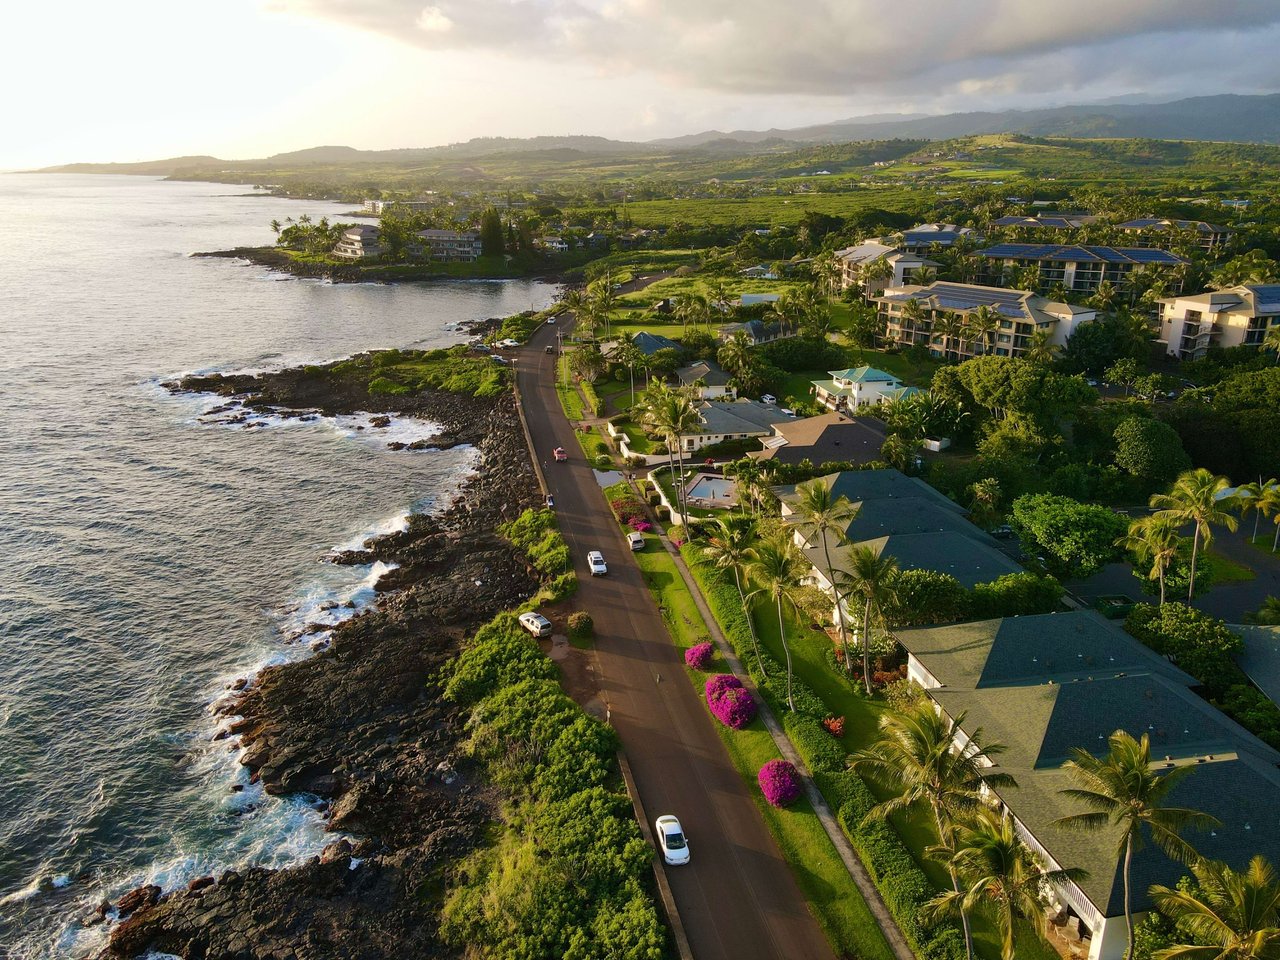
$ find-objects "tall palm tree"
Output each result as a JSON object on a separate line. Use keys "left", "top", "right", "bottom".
{"left": 1023, "top": 328, "right": 1059, "bottom": 365}
{"left": 836, "top": 544, "right": 899, "bottom": 695}
{"left": 851, "top": 702, "right": 1016, "bottom": 960}
{"left": 1265, "top": 325, "right": 1280, "bottom": 365}
{"left": 1236, "top": 479, "right": 1280, "bottom": 543}
{"left": 614, "top": 335, "right": 644, "bottom": 409}
{"left": 789, "top": 479, "right": 859, "bottom": 681}
{"left": 1150, "top": 468, "right": 1239, "bottom": 602}
{"left": 706, "top": 278, "right": 732, "bottom": 315}
{"left": 1055, "top": 730, "right": 1221, "bottom": 960}
{"left": 966, "top": 305, "right": 1000, "bottom": 356}
{"left": 717, "top": 331, "right": 755, "bottom": 380}
{"left": 880, "top": 432, "right": 922, "bottom": 473}
{"left": 700, "top": 516, "right": 768, "bottom": 678}
{"left": 745, "top": 533, "right": 808, "bottom": 711}
{"left": 928, "top": 809, "right": 1088, "bottom": 960}
{"left": 1149, "top": 856, "right": 1280, "bottom": 960}
{"left": 932, "top": 311, "right": 966, "bottom": 361}
{"left": 644, "top": 387, "right": 701, "bottom": 522}
{"left": 900, "top": 296, "right": 927, "bottom": 346}
{"left": 1120, "top": 514, "right": 1183, "bottom": 606}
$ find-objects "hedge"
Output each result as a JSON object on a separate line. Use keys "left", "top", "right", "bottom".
{"left": 783, "top": 712, "right": 847, "bottom": 774}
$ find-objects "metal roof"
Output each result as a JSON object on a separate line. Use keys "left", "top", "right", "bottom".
{"left": 978, "top": 243, "right": 1187, "bottom": 266}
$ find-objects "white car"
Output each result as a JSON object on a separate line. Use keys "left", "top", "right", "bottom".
{"left": 779, "top": 407, "right": 796, "bottom": 418}
{"left": 760, "top": 394, "right": 777, "bottom": 405}
{"left": 627, "top": 531, "right": 645, "bottom": 551}
{"left": 587, "top": 550, "right": 608, "bottom": 576}
{"left": 518, "top": 611, "right": 553, "bottom": 637}
{"left": 654, "top": 815, "right": 690, "bottom": 866}
{"left": 546, "top": 316, "right": 557, "bottom": 324}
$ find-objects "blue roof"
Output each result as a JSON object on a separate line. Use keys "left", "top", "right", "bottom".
{"left": 977, "top": 243, "right": 1186, "bottom": 266}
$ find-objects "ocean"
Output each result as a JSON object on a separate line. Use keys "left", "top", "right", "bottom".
{"left": 0, "top": 174, "right": 558, "bottom": 957}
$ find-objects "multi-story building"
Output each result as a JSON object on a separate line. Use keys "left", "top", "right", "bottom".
{"left": 412, "top": 229, "right": 483, "bottom": 262}
{"left": 871, "top": 281, "right": 1097, "bottom": 359}
{"left": 810, "top": 366, "right": 917, "bottom": 413}
{"left": 977, "top": 243, "right": 1187, "bottom": 295}
{"left": 898, "top": 222, "right": 980, "bottom": 253}
{"left": 990, "top": 212, "right": 1096, "bottom": 232}
{"left": 1118, "top": 218, "right": 1233, "bottom": 253}
{"left": 362, "top": 199, "right": 436, "bottom": 215}
{"left": 1158, "top": 284, "right": 1280, "bottom": 361}
{"left": 537, "top": 235, "right": 569, "bottom": 253}
{"left": 832, "top": 240, "right": 938, "bottom": 294}
{"left": 331, "top": 225, "right": 383, "bottom": 260}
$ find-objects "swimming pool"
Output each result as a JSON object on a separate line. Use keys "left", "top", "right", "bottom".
{"left": 686, "top": 474, "right": 737, "bottom": 505}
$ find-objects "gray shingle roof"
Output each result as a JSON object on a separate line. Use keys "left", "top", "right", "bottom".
{"left": 694, "top": 399, "right": 792, "bottom": 436}
{"left": 804, "top": 530, "right": 1022, "bottom": 588}
{"left": 676, "top": 360, "right": 732, "bottom": 387}
{"left": 775, "top": 469, "right": 966, "bottom": 516}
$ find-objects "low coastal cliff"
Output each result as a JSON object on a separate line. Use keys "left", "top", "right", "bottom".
{"left": 103, "top": 370, "right": 542, "bottom": 958}
{"left": 193, "top": 247, "right": 561, "bottom": 284}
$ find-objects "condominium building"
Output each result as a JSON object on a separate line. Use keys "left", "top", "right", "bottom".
{"left": 331, "top": 225, "right": 383, "bottom": 260}
{"left": 1158, "top": 284, "right": 1280, "bottom": 361}
{"left": 976, "top": 243, "right": 1187, "bottom": 295}
{"left": 871, "top": 281, "right": 1097, "bottom": 359}
{"left": 990, "top": 212, "right": 1097, "bottom": 232}
{"left": 412, "top": 229, "right": 483, "bottom": 262}
{"left": 1118, "top": 218, "right": 1233, "bottom": 253}
{"left": 898, "top": 222, "right": 980, "bottom": 253}
{"left": 832, "top": 240, "right": 938, "bottom": 294}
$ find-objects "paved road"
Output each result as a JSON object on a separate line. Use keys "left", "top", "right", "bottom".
{"left": 515, "top": 324, "right": 835, "bottom": 960}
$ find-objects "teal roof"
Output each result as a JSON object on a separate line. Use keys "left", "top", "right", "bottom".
{"left": 828, "top": 366, "right": 900, "bottom": 384}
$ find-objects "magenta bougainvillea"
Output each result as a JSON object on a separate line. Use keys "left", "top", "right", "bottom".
{"left": 684, "top": 642, "right": 714, "bottom": 670}
{"left": 758, "top": 759, "right": 802, "bottom": 808}
{"left": 705, "top": 674, "right": 757, "bottom": 729}
{"left": 628, "top": 517, "right": 653, "bottom": 532}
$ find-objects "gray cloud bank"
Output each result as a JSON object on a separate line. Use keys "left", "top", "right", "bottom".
{"left": 273, "top": 0, "right": 1280, "bottom": 104}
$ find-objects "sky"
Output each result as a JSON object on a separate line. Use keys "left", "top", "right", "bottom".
{"left": 7, "top": 0, "right": 1280, "bottom": 169}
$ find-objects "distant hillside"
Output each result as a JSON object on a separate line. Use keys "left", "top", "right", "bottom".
{"left": 37, "top": 155, "right": 228, "bottom": 175}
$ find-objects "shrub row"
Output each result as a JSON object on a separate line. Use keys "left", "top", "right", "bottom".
{"left": 499, "top": 508, "right": 572, "bottom": 576}
{"left": 440, "top": 612, "right": 667, "bottom": 959}
{"left": 782, "top": 712, "right": 847, "bottom": 774}
{"left": 832, "top": 772, "right": 968, "bottom": 960}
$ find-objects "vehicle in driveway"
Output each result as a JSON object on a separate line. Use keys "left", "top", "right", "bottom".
{"left": 760, "top": 394, "right": 777, "bottom": 405}
{"left": 779, "top": 407, "right": 796, "bottom": 418}
{"left": 654, "top": 815, "right": 690, "bottom": 865}
{"left": 553, "top": 447, "right": 568, "bottom": 462}
{"left": 489, "top": 354, "right": 507, "bottom": 364}
{"left": 627, "top": 531, "right": 645, "bottom": 551}
{"left": 587, "top": 550, "right": 607, "bottom": 576}
{"left": 518, "top": 611, "right": 553, "bottom": 637}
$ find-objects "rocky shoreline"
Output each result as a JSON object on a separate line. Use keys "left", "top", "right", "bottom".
{"left": 192, "top": 247, "right": 563, "bottom": 285}
{"left": 101, "top": 371, "right": 542, "bottom": 958}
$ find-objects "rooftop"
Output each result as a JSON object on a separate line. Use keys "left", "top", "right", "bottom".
{"left": 829, "top": 366, "right": 901, "bottom": 385}
{"left": 751, "top": 413, "right": 887, "bottom": 465}
{"left": 1235, "top": 624, "right": 1280, "bottom": 705}
{"left": 1118, "top": 218, "right": 1231, "bottom": 234}
{"left": 977, "top": 243, "right": 1187, "bottom": 266}
{"left": 694, "top": 399, "right": 793, "bottom": 436}
{"left": 874, "top": 281, "right": 1095, "bottom": 325}
{"left": 775, "top": 468, "right": 966, "bottom": 517}
{"left": 631, "top": 331, "right": 683, "bottom": 356}
{"left": 804, "top": 530, "right": 1022, "bottom": 589}
{"left": 1159, "top": 284, "right": 1280, "bottom": 316}
{"left": 676, "top": 359, "right": 732, "bottom": 387}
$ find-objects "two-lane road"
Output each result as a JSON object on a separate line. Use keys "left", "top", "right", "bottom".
{"left": 515, "top": 325, "right": 834, "bottom": 960}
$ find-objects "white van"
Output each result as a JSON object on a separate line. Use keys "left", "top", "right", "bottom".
{"left": 518, "top": 611, "right": 553, "bottom": 637}
{"left": 627, "top": 531, "right": 645, "bottom": 551}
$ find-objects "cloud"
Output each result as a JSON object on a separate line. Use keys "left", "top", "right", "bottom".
{"left": 272, "top": 0, "right": 1280, "bottom": 102}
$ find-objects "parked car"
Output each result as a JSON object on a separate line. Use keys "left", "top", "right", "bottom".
{"left": 553, "top": 447, "right": 568, "bottom": 462}
{"left": 779, "top": 407, "right": 796, "bottom": 418}
{"left": 654, "top": 815, "right": 690, "bottom": 866}
{"left": 518, "top": 611, "right": 553, "bottom": 638}
{"left": 991, "top": 524, "right": 1015, "bottom": 539}
{"left": 627, "top": 531, "right": 645, "bottom": 551}
{"left": 587, "top": 550, "right": 607, "bottom": 576}
{"left": 546, "top": 494, "right": 555, "bottom": 508}
{"left": 760, "top": 394, "right": 777, "bottom": 405}
{"left": 489, "top": 354, "right": 507, "bottom": 364}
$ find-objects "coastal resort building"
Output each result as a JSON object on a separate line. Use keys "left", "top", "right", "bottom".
{"left": 1158, "top": 284, "right": 1280, "bottom": 360}
{"left": 871, "top": 281, "right": 1097, "bottom": 360}
{"left": 897, "top": 610, "right": 1280, "bottom": 960}
{"left": 990, "top": 212, "right": 1097, "bottom": 233}
{"left": 976, "top": 243, "right": 1188, "bottom": 295}
{"left": 811, "top": 366, "right": 917, "bottom": 413}
{"left": 412, "top": 229, "right": 483, "bottom": 262}
{"left": 898, "top": 223, "right": 980, "bottom": 253}
{"left": 537, "top": 235, "right": 570, "bottom": 254}
{"left": 750, "top": 412, "right": 887, "bottom": 466}
{"left": 675, "top": 360, "right": 736, "bottom": 400}
{"left": 718, "top": 317, "right": 794, "bottom": 346}
{"left": 832, "top": 241, "right": 940, "bottom": 295}
{"left": 677, "top": 399, "right": 792, "bottom": 453}
{"left": 1118, "top": 218, "right": 1233, "bottom": 253}
{"left": 332, "top": 225, "right": 384, "bottom": 260}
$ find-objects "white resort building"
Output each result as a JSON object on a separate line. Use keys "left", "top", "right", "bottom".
{"left": 1158, "top": 284, "right": 1280, "bottom": 361}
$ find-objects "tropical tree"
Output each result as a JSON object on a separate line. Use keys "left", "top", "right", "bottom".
{"left": 717, "top": 331, "right": 756, "bottom": 380}
{"left": 568, "top": 344, "right": 607, "bottom": 383}
{"left": 900, "top": 296, "right": 928, "bottom": 345}
{"left": 674, "top": 293, "right": 709, "bottom": 334}
{"left": 836, "top": 545, "right": 899, "bottom": 694}
{"left": 967, "top": 477, "right": 1002, "bottom": 529}
{"left": 1265, "top": 325, "right": 1280, "bottom": 366}
{"left": 643, "top": 385, "right": 701, "bottom": 521}
{"left": 932, "top": 311, "right": 966, "bottom": 362}
{"left": 700, "top": 516, "right": 767, "bottom": 677}
{"left": 1236, "top": 479, "right": 1280, "bottom": 544}
{"left": 746, "top": 533, "right": 809, "bottom": 711}
{"left": 966, "top": 305, "right": 1000, "bottom": 356}
{"left": 928, "top": 809, "right": 1088, "bottom": 960}
{"left": 1120, "top": 514, "right": 1184, "bottom": 606}
{"left": 1106, "top": 356, "right": 1142, "bottom": 397}
{"left": 789, "top": 479, "right": 859, "bottom": 681}
{"left": 1055, "top": 730, "right": 1221, "bottom": 960}
{"left": 851, "top": 702, "right": 1016, "bottom": 960}
{"left": 1150, "top": 468, "right": 1239, "bottom": 602}
{"left": 1091, "top": 279, "right": 1119, "bottom": 313}
{"left": 880, "top": 432, "right": 922, "bottom": 472}
{"left": 614, "top": 335, "right": 645, "bottom": 408}
{"left": 1023, "top": 328, "right": 1059, "bottom": 365}
{"left": 1148, "top": 856, "right": 1280, "bottom": 960}
{"left": 706, "top": 278, "right": 732, "bottom": 315}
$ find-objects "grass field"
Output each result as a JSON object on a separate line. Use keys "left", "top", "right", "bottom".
{"left": 1201, "top": 548, "right": 1257, "bottom": 583}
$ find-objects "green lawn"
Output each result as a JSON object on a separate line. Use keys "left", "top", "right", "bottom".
{"left": 619, "top": 421, "right": 656, "bottom": 455}
{"left": 626, "top": 534, "right": 894, "bottom": 960}
{"left": 1201, "top": 548, "right": 1256, "bottom": 584}
{"left": 1247, "top": 534, "right": 1280, "bottom": 557}
{"left": 555, "top": 355, "right": 587, "bottom": 422}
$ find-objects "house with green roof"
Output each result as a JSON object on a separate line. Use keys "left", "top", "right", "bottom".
{"left": 898, "top": 611, "right": 1280, "bottom": 960}
{"left": 812, "top": 366, "right": 919, "bottom": 413}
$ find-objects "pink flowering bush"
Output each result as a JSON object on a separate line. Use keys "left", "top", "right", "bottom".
{"left": 705, "top": 674, "right": 757, "bottom": 729}
{"left": 628, "top": 518, "right": 653, "bottom": 532}
{"left": 758, "top": 759, "right": 801, "bottom": 808}
{"left": 684, "top": 642, "right": 714, "bottom": 670}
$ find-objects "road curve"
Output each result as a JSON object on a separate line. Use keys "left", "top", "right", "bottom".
{"left": 514, "top": 322, "right": 835, "bottom": 960}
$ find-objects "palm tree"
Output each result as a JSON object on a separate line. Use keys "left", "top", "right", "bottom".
{"left": 880, "top": 432, "right": 921, "bottom": 473}
{"left": 851, "top": 702, "right": 1016, "bottom": 960}
{"left": 967, "top": 477, "right": 1002, "bottom": 530}
{"left": 1023, "top": 328, "right": 1058, "bottom": 365}
{"left": 931, "top": 311, "right": 965, "bottom": 361}
{"left": 644, "top": 387, "right": 701, "bottom": 522}
{"left": 928, "top": 809, "right": 1088, "bottom": 960}
{"left": 1150, "top": 468, "right": 1238, "bottom": 602}
{"left": 700, "top": 516, "right": 768, "bottom": 678}
{"left": 706, "top": 278, "right": 732, "bottom": 315}
{"left": 674, "top": 293, "right": 707, "bottom": 335}
{"left": 1148, "top": 856, "right": 1280, "bottom": 960}
{"left": 1055, "top": 730, "right": 1221, "bottom": 960}
{"left": 900, "top": 297, "right": 927, "bottom": 345}
{"left": 1236, "top": 479, "right": 1280, "bottom": 543}
{"left": 837, "top": 544, "right": 899, "bottom": 695}
{"left": 717, "top": 331, "right": 755, "bottom": 380}
{"left": 790, "top": 479, "right": 859, "bottom": 681}
{"left": 966, "top": 305, "right": 1000, "bottom": 356}
{"left": 1120, "top": 514, "right": 1183, "bottom": 606}
{"left": 1265, "top": 325, "right": 1280, "bottom": 365}
{"left": 269, "top": 218, "right": 282, "bottom": 236}
{"left": 745, "top": 533, "right": 808, "bottom": 711}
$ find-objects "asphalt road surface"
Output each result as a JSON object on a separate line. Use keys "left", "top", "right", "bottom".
{"left": 514, "top": 322, "right": 836, "bottom": 960}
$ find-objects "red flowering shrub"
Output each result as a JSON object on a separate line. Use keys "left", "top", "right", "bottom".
{"left": 685, "top": 642, "right": 715, "bottom": 670}
{"left": 705, "top": 674, "right": 757, "bottom": 730}
{"left": 822, "top": 715, "right": 845, "bottom": 738}
{"left": 609, "top": 496, "right": 647, "bottom": 526}
{"left": 758, "top": 759, "right": 801, "bottom": 808}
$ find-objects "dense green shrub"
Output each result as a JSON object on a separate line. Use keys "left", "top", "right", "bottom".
{"left": 568, "top": 610, "right": 594, "bottom": 640}
{"left": 882, "top": 569, "right": 969, "bottom": 627}
{"left": 542, "top": 572, "right": 578, "bottom": 604}
{"left": 967, "top": 572, "right": 1064, "bottom": 619}
{"left": 783, "top": 712, "right": 846, "bottom": 773}
{"left": 1125, "top": 603, "right": 1244, "bottom": 687}
{"left": 442, "top": 613, "right": 560, "bottom": 705}
{"left": 1011, "top": 493, "right": 1128, "bottom": 579}
{"left": 499, "top": 508, "right": 571, "bottom": 575}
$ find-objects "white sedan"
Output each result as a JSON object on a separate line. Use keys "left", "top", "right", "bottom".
{"left": 654, "top": 815, "right": 690, "bottom": 866}
{"left": 587, "top": 550, "right": 608, "bottom": 576}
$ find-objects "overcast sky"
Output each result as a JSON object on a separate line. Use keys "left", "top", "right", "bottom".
{"left": 7, "top": 0, "right": 1280, "bottom": 169}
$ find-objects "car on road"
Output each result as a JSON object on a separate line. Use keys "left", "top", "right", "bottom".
{"left": 518, "top": 611, "right": 553, "bottom": 638}
{"left": 587, "top": 550, "right": 607, "bottom": 576}
{"left": 654, "top": 815, "right": 690, "bottom": 866}
{"left": 553, "top": 447, "right": 568, "bottom": 462}
{"left": 627, "top": 531, "right": 645, "bottom": 551}
{"left": 546, "top": 494, "right": 555, "bottom": 508}
{"left": 760, "top": 394, "right": 777, "bottom": 405}
{"left": 546, "top": 316, "right": 557, "bottom": 324}
{"left": 545, "top": 345, "right": 555, "bottom": 354}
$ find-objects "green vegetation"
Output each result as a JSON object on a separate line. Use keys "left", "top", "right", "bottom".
{"left": 325, "top": 345, "right": 506, "bottom": 397}
{"left": 499, "top": 508, "right": 572, "bottom": 577}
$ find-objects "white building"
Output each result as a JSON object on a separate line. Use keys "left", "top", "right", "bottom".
{"left": 810, "top": 366, "right": 918, "bottom": 413}
{"left": 832, "top": 241, "right": 939, "bottom": 295}
{"left": 332, "top": 225, "right": 383, "bottom": 260}
{"left": 412, "top": 229, "right": 483, "bottom": 262}
{"left": 1158, "top": 285, "right": 1280, "bottom": 361}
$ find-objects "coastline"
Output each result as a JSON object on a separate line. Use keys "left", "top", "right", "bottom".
{"left": 193, "top": 247, "right": 567, "bottom": 285}
{"left": 101, "top": 367, "right": 543, "bottom": 957}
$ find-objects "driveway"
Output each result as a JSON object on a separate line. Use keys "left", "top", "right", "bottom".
{"left": 514, "top": 324, "right": 836, "bottom": 960}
